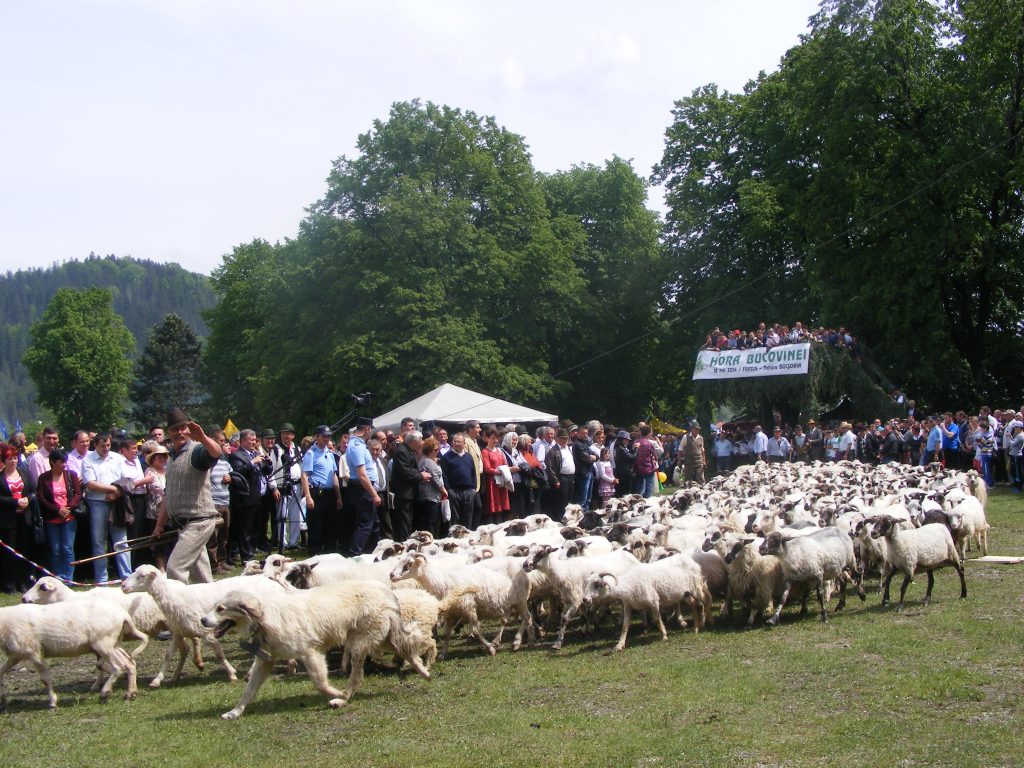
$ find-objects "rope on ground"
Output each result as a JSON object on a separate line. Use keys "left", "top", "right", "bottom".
{"left": 0, "top": 539, "right": 122, "bottom": 588}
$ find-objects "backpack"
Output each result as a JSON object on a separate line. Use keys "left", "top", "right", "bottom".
{"left": 634, "top": 439, "right": 657, "bottom": 475}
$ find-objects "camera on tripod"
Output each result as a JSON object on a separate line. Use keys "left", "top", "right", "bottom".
{"left": 351, "top": 392, "right": 373, "bottom": 408}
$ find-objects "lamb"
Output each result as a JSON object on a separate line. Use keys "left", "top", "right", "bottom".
{"left": 0, "top": 600, "right": 142, "bottom": 709}
{"left": 388, "top": 552, "right": 532, "bottom": 657}
{"left": 582, "top": 555, "right": 710, "bottom": 650}
{"left": 522, "top": 544, "right": 640, "bottom": 650}
{"left": 944, "top": 496, "right": 989, "bottom": 558}
{"left": 966, "top": 469, "right": 988, "bottom": 508}
{"left": 759, "top": 527, "right": 865, "bottom": 625}
{"left": 851, "top": 519, "right": 892, "bottom": 590}
{"left": 870, "top": 515, "right": 967, "bottom": 611}
{"left": 121, "top": 564, "right": 287, "bottom": 687}
{"left": 200, "top": 582, "right": 432, "bottom": 718}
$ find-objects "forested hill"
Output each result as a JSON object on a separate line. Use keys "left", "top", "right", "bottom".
{"left": 0, "top": 254, "right": 215, "bottom": 422}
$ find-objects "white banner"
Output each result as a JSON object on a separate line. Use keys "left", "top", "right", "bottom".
{"left": 692, "top": 343, "right": 810, "bottom": 380}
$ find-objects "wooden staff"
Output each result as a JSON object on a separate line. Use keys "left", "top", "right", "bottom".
{"left": 70, "top": 530, "right": 179, "bottom": 566}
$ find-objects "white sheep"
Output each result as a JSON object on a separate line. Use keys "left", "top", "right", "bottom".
{"left": 0, "top": 600, "right": 142, "bottom": 709}
{"left": 20, "top": 576, "right": 206, "bottom": 673}
{"left": 388, "top": 552, "right": 531, "bottom": 657}
{"left": 718, "top": 535, "right": 792, "bottom": 628}
{"left": 582, "top": 555, "right": 710, "bottom": 650}
{"left": 945, "top": 495, "right": 989, "bottom": 558}
{"left": 121, "top": 564, "right": 286, "bottom": 687}
{"left": 870, "top": 515, "right": 967, "bottom": 611}
{"left": 759, "top": 527, "right": 865, "bottom": 624}
{"left": 522, "top": 544, "right": 640, "bottom": 650}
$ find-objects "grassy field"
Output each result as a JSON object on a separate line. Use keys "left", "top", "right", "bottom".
{"left": 2, "top": 490, "right": 1023, "bottom": 768}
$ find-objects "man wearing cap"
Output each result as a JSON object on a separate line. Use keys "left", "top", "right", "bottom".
{"left": 255, "top": 428, "right": 277, "bottom": 551}
{"left": 345, "top": 417, "right": 381, "bottom": 556}
{"left": 806, "top": 419, "right": 824, "bottom": 462}
{"left": 301, "top": 426, "right": 341, "bottom": 555}
{"left": 153, "top": 408, "right": 225, "bottom": 584}
{"left": 613, "top": 431, "right": 635, "bottom": 497}
{"left": 269, "top": 423, "right": 304, "bottom": 550}
{"left": 767, "top": 427, "right": 790, "bottom": 464}
{"left": 681, "top": 423, "right": 707, "bottom": 483}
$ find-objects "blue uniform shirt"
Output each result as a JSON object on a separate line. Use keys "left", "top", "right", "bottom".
{"left": 301, "top": 443, "right": 337, "bottom": 488}
{"left": 346, "top": 435, "right": 376, "bottom": 486}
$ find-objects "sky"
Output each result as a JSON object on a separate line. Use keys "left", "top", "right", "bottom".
{"left": 0, "top": 0, "right": 821, "bottom": 276}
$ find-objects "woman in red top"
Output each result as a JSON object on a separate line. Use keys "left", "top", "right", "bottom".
{"left": 0, "top": 443, "right": 36, "bottom": 592}
{"left": 480, "top": 427, "right": 510, "bottom": 522}
{"left": 36, "top": 449, "right": 83, "bottom": 583}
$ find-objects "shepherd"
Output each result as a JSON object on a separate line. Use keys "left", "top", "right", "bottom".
{"left": 152, "top": 408, "right": 223, "bottom": 584}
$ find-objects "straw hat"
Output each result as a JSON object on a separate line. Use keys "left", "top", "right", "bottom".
{"left": 146, "top": 443, "right": 170, "bottom": 465}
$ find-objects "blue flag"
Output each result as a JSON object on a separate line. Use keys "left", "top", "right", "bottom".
{"left": 0, "top": 420, "right": 6, "bottom": 440}
{"left": 14, "top": 419, "right": 22, "bottom": 434}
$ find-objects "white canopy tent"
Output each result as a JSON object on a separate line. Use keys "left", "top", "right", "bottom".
{"left": 372, "top": 383, "right": 557, "bottom": 432}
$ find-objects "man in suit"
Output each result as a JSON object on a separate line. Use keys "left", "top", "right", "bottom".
{"left": 226, "top": 428, "right": 271, "bottom": 564}
{"left": 389, "top": 429, "right": 429, "bottom": 542}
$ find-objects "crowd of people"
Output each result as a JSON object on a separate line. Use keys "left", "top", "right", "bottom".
{"left": 1, "top": 402, "right": 1021, "bottom": 593}
{"left": 701, "top": 322, "right": 862, "bottom": 357}
{"left": 702, "top": 405, "right": 1024, "bottom": 491}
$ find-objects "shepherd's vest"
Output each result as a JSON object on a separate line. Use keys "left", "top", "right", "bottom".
{"left": 165, "top": 441, "right": 216, "bottom": 522}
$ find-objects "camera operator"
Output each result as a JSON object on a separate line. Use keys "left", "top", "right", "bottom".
{"left": 269, "top": 423, "right": 304, "bottom": 550}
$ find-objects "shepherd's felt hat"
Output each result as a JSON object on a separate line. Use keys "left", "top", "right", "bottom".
{"left": 166, "top": 407, "right": 189, "bottom": 429}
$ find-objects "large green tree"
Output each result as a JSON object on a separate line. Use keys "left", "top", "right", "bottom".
{"left": 540, "top": 158, "right": 665, "bottom": 422}
{"left": 204, "top": 101, "right": 664, "bottom": 428}
{"left": 654, "top": 0, "right": 1024, "bottom": 410}
{"left": 23, "top": 287, "right": 135, "bottom": 435}
{"left": 130, "top": 313, "right": 205, "bottom": 430}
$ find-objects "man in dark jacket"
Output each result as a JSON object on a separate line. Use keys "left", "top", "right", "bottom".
{"left": 226, "top": 428, "right": 271, "bottom": 564}
{"left": 613, "top": 432, "right": 635, "bottom": 498}
{"left": 390, "top": 429, "right": 429, "bottom": 542}
{"left": 544, "top": 429, "right": 576, "bottom": 520}
{"left": 571, "top": 428, "right": 597, "bottom": 511}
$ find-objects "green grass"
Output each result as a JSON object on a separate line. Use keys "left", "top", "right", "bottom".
{"left": 3, "top": 491, "right": 1024, "bottom": 767}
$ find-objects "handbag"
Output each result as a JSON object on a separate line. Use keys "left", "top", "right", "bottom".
{"left": 30, "top": 500, "right": 46, "bottom": 544}
{"left": 67, "top": 473, "right": 87, "bottom": 517}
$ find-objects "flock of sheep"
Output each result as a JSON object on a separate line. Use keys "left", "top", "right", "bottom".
{"left": 0, "top": 459, "right": 991, "bottom": 718}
